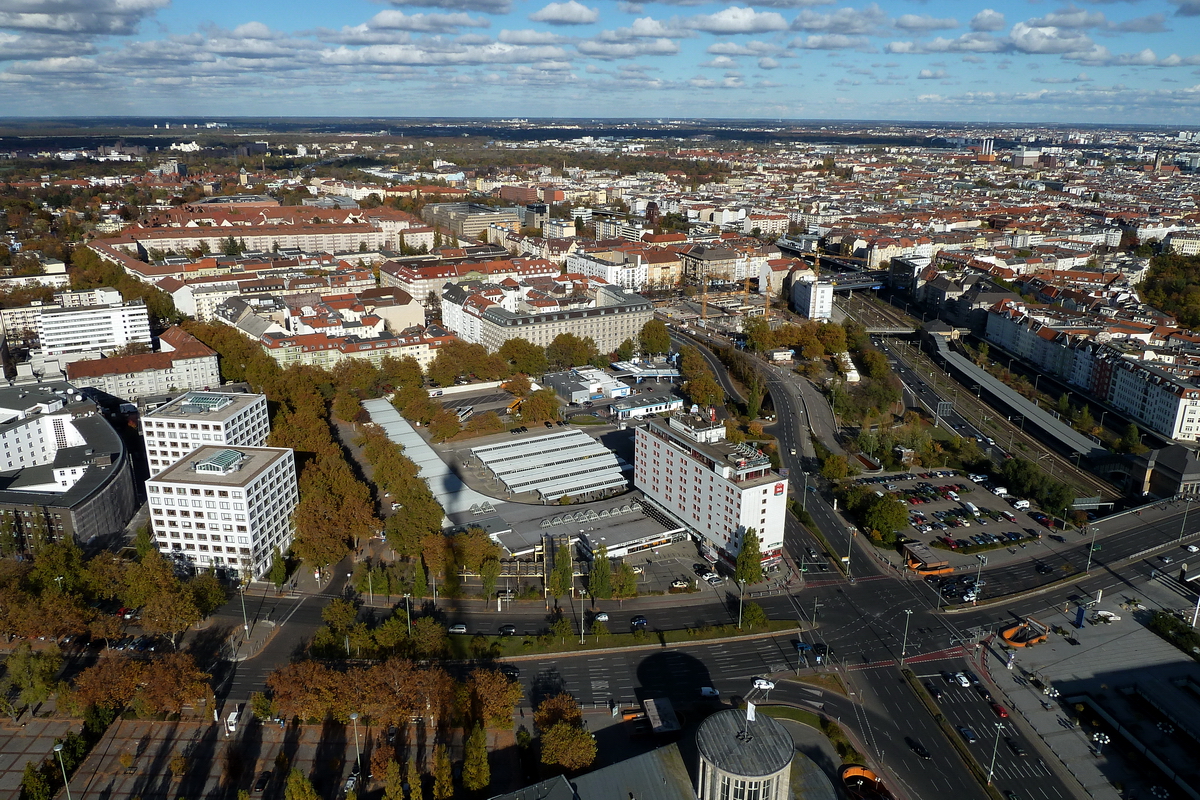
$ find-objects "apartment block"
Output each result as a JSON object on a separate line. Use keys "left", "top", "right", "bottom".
{"left": 146, "top": 446, "right": 297, "bottom": 579}
{"left": 791, "top": 277, "right": 834, "bottom": 321}
{"left": 65, "top": 326, "right": 220, "bottom": 402}
{"left": 37, "top": 300, "right": 151, "bottom": 356}
{"left": 142, "top": 391, "right": 270, "bottom": 476}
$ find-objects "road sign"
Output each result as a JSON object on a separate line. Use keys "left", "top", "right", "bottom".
{"left": 841, "top": 556, "right": 850, "bottom": 563}
{"left": 937, "top": 401, "right": 953, "bottom": 418}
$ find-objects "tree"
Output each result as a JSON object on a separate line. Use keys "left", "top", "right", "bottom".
{"left": 534, "top": 693, "right": 582, "bottom": 731}
{"left": 19, "top": 761, "right": 52, "bottom": 800}
{"left": 3, "top": 643, "right": 62, "bottom": 707}
{"left": 411, "top": 616, "right": 448, "bottom": 658}
{"left": 540, "top": 722, "right": 597, "bottom": 771}
{"left": 820, "top": 454, "right": 849, "bottom": 481}
{"left": 480, "top": 557, "right": 501, "bottom": 601}
{"left": 284, "top": 768, "right": 321, "bottom": 800}
{"left": 322, "top": 597, "right": 359, "bottom": 632}
{"left": 428, "top": 408, "right": 461, "bottom": 442}
{"left": 742, "top": 602, "right": 768, "bottom": 631}
{"left": 612, "top": 562, "right": 638, "bottom": 600}
{"left": 615, "top": 338, "right": 636, "bottom": 361}
{"left": 547, "top": 544, "right": 573, "bottom": 603}
{"left": 743, "top": 315, "right": 774, "bottom": 352}
{"left": 189, "top": 571, "right": 228, "bottom": 617}
{"left": 140, "top": 585, "right": 201, "bottom": 650}
{"left": 546, "top": 333, "right": 597, "bottom": 370}
{"left": 503, "top": 373, "right": 532, "bottom": 398}
{"left": 639, "top": 319, "right": 670, "bottom": 355}
{"left": 462, "top": 724, "right": 491, "bottom": 791}
{"left": 588, "top": 546, "right": 612, "bottom": 599}
{"left": 1075, "top": 405, "right": 1096, "bottom": 435}
{"left": 432, "top": 744, "right": 453, "bottom": 800}
{"left": 684, "top": 372, "right": 724, "bottom": 407}
{"left": 519, "top": 388, "right": 561, "bottom": 423}
{"left": 1119, "top": 422, "right": 1146, "bottom": 453}
{"left": 269, "top": 548, "right": 288, "bottom": 590}
{"left": 407, "top": 758, "right": 424, "bottom": 800}
{"left": 499, "top": 338, "right": 548, "bottom": 376}
{"left": 383, "top": 759, "right": 404, "bottom": 800}
{"left": 132, "top": 525, "right": 154, "bottom": 561}
{"left": 466, "top": 668, "right": 523, "bottom": 726}
{"left": 734, "top": 527, "right": 764, "bottom": 587}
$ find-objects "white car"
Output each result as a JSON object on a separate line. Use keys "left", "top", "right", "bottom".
{"left": 592, "top": 612, "right": 609, "bottom": 623}
{"left": 753, "top": 679, "right": 776, "bottom": 691}
{"left": 955, "top": 672, "right": 971, "bottom": 688}
{"left": 671, "top": 579, "right": 690, "bottom": 589}
{"left": 1186, "top": 545, "right": 1200, "bottom": 554}
{"left": 448, "top": 624, "right": 467, "bottom": 634}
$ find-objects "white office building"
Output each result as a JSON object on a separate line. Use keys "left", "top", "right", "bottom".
{"left": 634, "top": 412, "right": 786, "bottom": 569}
{"left": 146, "top": 446, "right": 297, "bottom": 579}
{"left": 791, "top": 277, "right": 834, "bottom": 321}
{"left": 142, "top": 391, "right": 270, "bottom": 476}
{"left": 37, "top": 300, "right": 151, "bottom": 356}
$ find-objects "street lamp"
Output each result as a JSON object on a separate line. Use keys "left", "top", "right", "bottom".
{"left": 1179, "top": 493, "right": 1193, "bottom": 543}
{"left": 900, "top": 609, "right": 913, "bottom": 663}
{"left": 987, "top": 722, "right": 1005, "bottom": 785}
{"left": 53, "top": 744, "right": 71, "bottom": 800}
{"left": 349, "top": 712, "right": 362, "bottom": 775}
{"left": 579, "top": 587, "right": 588, "bottom": 645}
{"left": 404, "top": 594, "right": 412, "bottom": 636}
{"left": 238, "top": 577, "right": 250, "bottom": 636}
{"left": 1085, "top": 526, "right": 1100, "bottom": 575}
{"left": 974, "top": 555, "right": 987, "bottom": 606}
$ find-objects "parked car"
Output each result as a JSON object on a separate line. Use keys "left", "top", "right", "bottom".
{"left": 499, "top": 624, "right": 517, "bottom": 636}
{"left": 253, "top": 772, "right": 272, "bottom": 794}
{"left": 448, "top": 624, "right": 467, "bottom": 634}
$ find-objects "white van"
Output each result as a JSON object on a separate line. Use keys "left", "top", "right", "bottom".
{"left": 1011, "top": 499, "right": 1030, "bottom": 510}
{"left": 992, "top": 487, "right": 1008, "bottom": 497}
{"left": 947, "top": 490, "right": 960, "bottom": 502}
{"left": 963, "top": 501, "right": 979, "bottom": 516}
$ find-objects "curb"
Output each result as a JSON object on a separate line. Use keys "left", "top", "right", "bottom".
{"left": 498, "top": 625, "right": 803, "bottom": 663}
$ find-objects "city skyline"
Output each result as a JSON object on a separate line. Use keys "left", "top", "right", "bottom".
{"left": 1, "top": 0, "right": 1199, "bottom": 125}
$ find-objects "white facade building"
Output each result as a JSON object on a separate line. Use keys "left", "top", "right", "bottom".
{"left": 142, "top": 391, "right": 270, "bottom": 476}
{"left": 564, "top": 251, "right": 649, "bottom": 291}
{"left": 791, "top": 277, "right": 834, "bottom": 321}
{"left": 37, "top": 300, "right": 151, "bottom": 356}
{"left": 146, "top": 446, "right": 297, "bottom": 579}
{"left": 634, "top": 413, "right": 786, "bottom": 568}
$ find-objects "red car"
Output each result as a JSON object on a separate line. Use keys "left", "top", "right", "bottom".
{"left": 991, "top": 703, "right": 1009, "bottom": 718}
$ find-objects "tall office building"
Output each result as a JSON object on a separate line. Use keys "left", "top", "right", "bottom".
{"left": 36, "top": 299, "right": 151, "bottom": 356}
{"left": 146, "top": 446, "right": 297, "bottom": 579}
{"left": 141, "top": 391, "right": 270, "bottom": 476}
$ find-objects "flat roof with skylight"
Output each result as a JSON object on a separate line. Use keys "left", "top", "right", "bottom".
{"left": 145, "top": 390, "right": 263, "bottom": 423}
{"left": 150, "top": 445, "right": 290, "bottom": 486}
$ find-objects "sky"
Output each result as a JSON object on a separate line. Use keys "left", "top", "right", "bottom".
{"left": 1, "top": 0, "right": 1199, "bottom": 124}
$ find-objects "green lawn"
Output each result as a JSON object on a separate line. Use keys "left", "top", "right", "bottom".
{"left": 448, "top": 618, "right": 799, "bottom": 659}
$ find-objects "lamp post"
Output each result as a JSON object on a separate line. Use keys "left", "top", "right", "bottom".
{"left": 579, "top": 587, "right": 587, "bottom": 645}
{"left": 900, "top": 609, "right": 913, "bottom": 664}
{"left": 987, "top": 722, "right": 1005, "bottom": 785}
{"left": 349, "top": 712, "right": 362, "bottom": 775}
{"left": 1179, "top": 494, "right": 1193, "bottom": 543}
{"left": 845, "top": 529, "right": 855, "bottom": 583}
{"left": 802, "top": 471, "right": 810, "bottom": 512}
{"left": 53, "top": 744, "right": 71, "bottom": 800}
{"left": 404, "top": 594, "right": 412, "bottom": 636}
{"left": 1085, "top": 526, "right": 1099, "bottom": 574}
{"left": 239, "top": 577, "right": 250, "bottom": 636}
{"left": 974, "top": 555, "right": 987, "bottom": 605}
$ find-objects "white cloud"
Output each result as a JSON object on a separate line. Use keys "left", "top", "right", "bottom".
{"left": 368, "top": 10, "right": 490, "bottom": 32}
{"left": 706, "top": 40, "right": 780, "bottom": 55}
{"left": 384, "top": 0, "right": 511, "bottom": 13}
{"left": 322, "top": 41, "right": 567, "bottom": 66}
{"left": 601, "top": 16, "right": 693, "bottom": 40}
{"left": 894, "top": 14, "right": 958, "bottom": 31}
{"left": 652, "top": 0, "right": 832, "bottom": 6}
{"left": 970, "top": 9, "right": 1005, "bottom": 31}
{"left": 887, "top": 33, "right": 1004, "bottom": 54}
{"left": 1065, "top": 44, "right": 1200, "bottom": 66}
{"left": 1170, "top": 0, "right": 1200, "bottom": 16}
{"left": 700, "top": 55, "right": 739, "bottom": 68}
{"left": 791, "top": 33, "right": 870, "bottom": 50}
{"left": 758, "top": 56, "right": 779, "bottom": 69}
{"left": 1026, "top": 8, "right": 1107, "bottom": 29}
{"left": 1008, "top": 23, "right": 1093, "bottom": 54}
{"left": 791, "top": 4, "right": 888, "bottom": 35}
{"left": 1111, "top": 14, "right": 1168, "bottom": 32}
{"left": 1032, "top": 71, "right": 1093, "bottom": 83}
{"left": 498, "top": 28, "right": 572, "bottom": 44}
{"left": 0, "top": 31, "right": 96, "bottom": 61}
{"left": 689, "top": 75, "right": 717, "bottom": 87}
{"left": 529, "top": 1, "right": 598, "bottom": 25}
{"left": 686, "top": 7, "right": 789, "bottom": 34}
{"left": 576, "top": 37, "right": 679, "bottom": 58}
{"left": 0, "top": 0, "right": 168, "bottom": 35}
{"left": 918, "top": 68, "right": 947, "bottom": 78}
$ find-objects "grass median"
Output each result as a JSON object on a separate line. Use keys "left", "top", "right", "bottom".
{"left": 761, "top": 706, "right": 863, "bottom": 764}
{"left": 449, "top": 618, "right": 800, "bottom": 659}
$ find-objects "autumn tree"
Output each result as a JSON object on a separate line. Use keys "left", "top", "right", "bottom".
{"left": 383, "top": 759, "right": 404, "bottom": 800}
{"left": 432, "top": 744, "right": 453, "bottom": 800}
{"left": 540, "top": 722, "right": 597, "bottom": 771}
{"left": 2, "top": 643, "right": 62, "bottom": 708}
{"left": 519, "top": 388, "right": 561, "bottom": 423}
{"left": 462, "top": 723, "right": 490, "bottom": 791}
{"left": 639, "top": 319, "right": 671, "bottom": 356}
{"left": 534, "top": 693, "right": 582, "bottom": 731}
{"left": 612, "top": 561, "right": 638, "bottom": 600}
{"left": 587, "top": 546, "right": 612, "bottom": 599}
{"left": 546, "top": 333, "right": 599, "bottom": 370}
{"left": 284, "top": 768, "right": 320, "bottom": 800}
{"left": 407, "top": 758, "right": 424, "bottom": 800}
{"left": 465, "top": 668, "right": 523, "bottom": 726}
{"left": 499, "top": 337, "right": 548, "bottom": 376}
{"left": 547, "top": 544, "right": 573, "bottom": 604}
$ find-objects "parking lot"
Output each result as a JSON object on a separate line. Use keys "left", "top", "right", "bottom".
{"left": 853, "top": 470, "right": 1061, "bottom": 601}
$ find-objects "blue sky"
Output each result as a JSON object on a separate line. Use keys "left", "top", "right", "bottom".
{"left": 1, "top": 0, "right": 1198, "bottom": 123}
